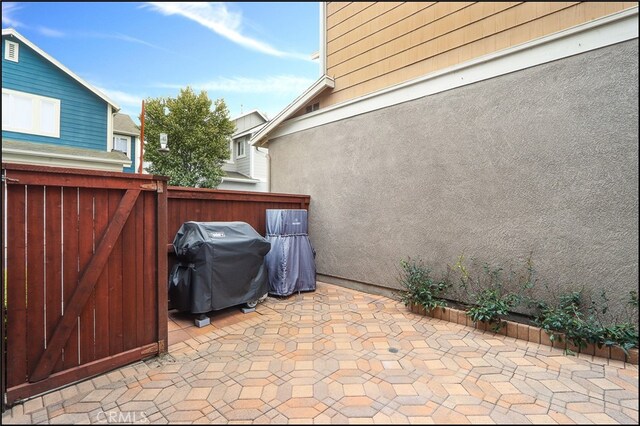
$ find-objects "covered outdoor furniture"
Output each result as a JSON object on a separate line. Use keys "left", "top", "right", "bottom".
{"left": 265, "top": 209, "right": 316, "bottom": 296}
{"left": 169, "top": 221, "right": 271, "bottom": 314}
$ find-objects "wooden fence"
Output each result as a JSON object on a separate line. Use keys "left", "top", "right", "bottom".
{"left": 2, "top": 164, "right": 310, "bottom": 408}
{"left": 167, "top": 186, "right": 310, "bottom": 245}
{"left": 2, "top": 163, "right": 169, "bottom": 407}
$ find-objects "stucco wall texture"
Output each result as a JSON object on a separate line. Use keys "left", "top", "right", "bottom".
{"left": 269, "top": 40, "right": 639, "bottom": 314}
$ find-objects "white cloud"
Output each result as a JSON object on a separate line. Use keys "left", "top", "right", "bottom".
{"left": 2, "top": 2, "right": 24, "bottom": 28}
{"left": 157, "top": 75, "right": 314, "bottom": 95}
{"left": 143, "top": 2, "right": 309, "bottom": 60}
{"left": 37, "top": 26, "right": 65, "bottom": 38}
{"left": 95, "top": 86, "right": 143, "bottom": 110}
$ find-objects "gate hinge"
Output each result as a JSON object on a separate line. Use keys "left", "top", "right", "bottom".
{"left": 140, "top": 182, "right": 158, "bottom": 191}
{"left": 1, "top": 169, "right": 19, "bottom": 183}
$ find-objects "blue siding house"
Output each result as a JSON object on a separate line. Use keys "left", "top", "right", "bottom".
{"left": 2, "top": 28, "right": 133, "bottom": 172}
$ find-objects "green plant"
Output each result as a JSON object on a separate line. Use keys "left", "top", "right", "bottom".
{"left": 466, "top": 288, "right": 520, "bottom": 332}
{"left": 534, "top": 290, "right": 639, "bottom": 355}
{"left": 398, "top": 258, "right": 449, "bottom": 312}
{"left": 449, "top": 254, "right": 535, "bottom": 332}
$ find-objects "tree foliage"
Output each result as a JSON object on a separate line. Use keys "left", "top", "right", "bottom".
{"left": 142, "top": 87, "right": 234, "bottom": 188}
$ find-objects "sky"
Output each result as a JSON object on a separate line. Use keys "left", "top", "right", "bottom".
{"left": 2, "top": 2, "right": 321, "bottom": 124}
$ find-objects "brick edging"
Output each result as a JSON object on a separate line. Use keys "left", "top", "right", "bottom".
{"left": 408, "top": 303, "right": 639, "bottom": 365}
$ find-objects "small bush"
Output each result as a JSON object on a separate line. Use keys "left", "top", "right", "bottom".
{"left": 398, "top": 257, "right": 449, "bottom": 312}
{"left": 448, "top": 254, "right": 536, "bottom": 331}
{"left": 533, "top": 290, "right": 639, "bottom": 355}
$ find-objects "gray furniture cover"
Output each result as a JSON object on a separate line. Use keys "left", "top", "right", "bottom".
{"left": 169, "top": 221, "right": 271, "bottom": 313}
{"left": 265, "top": 209, "right": 316, "bottom": 296}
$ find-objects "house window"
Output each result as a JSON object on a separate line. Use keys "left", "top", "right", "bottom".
{"left": 236, "top": 138, "right": 246, "bottom": 159}
{"left": 2, "top": 88, "right": 60, "bottom": 138}
{"left": 113, "top": 135, "right": 130, "bottom": 157}
{"left": 305, "top": 102, "right": 319, "bottom": 114}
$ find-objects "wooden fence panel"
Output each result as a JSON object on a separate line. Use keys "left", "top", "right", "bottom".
{"left": 2, "top": 163, "right": 168, "bottom": 406}
{"left": 167, "top": 187, "right": 311, "bottom": 244}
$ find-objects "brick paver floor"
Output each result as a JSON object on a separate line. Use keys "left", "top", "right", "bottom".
{"left": 3, "top": 282, "right": 638, "bottom": 424}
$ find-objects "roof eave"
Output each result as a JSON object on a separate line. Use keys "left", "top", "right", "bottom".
{"left": 2, "top": 28, "right": 120, "bottom": 110}
{"left": 249, "top": 75, "right": 334, "bottom": 147}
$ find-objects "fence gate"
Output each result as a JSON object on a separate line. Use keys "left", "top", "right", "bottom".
{"left": 1, "top": 163, "right": 168, "bottom": 408}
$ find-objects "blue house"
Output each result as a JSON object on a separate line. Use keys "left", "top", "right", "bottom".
{"left": 2, "top": 28, "right": 134, "bottom": 172}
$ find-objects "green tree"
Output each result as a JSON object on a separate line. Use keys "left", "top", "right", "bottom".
{"left": 142, "top": 87, "right": 234, "bottom": 187}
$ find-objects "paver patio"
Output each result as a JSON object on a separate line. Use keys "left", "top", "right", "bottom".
{"left": 3, "top": 282, "right": 638, "bottom": 424}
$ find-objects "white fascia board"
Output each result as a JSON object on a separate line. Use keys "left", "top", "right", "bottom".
{"left": 250, "top": 75, "right": 335, "bottom": 146}
{"left": 114, "top": 129, "right": 139, "bottom": 137}
{"left": 233, "top": 122, "right": 267, "bottom": 139}
{"left": 269, "top": 7, "right": 639, "bottom": 141}
{"left": 3, "top": 147, "right": 131, "bottom": 167}
{"left": 221, "top": 177, "right": 259, "bottom": 183}
{"left": 2, "top": 28, "right": 120, "bottom": 111}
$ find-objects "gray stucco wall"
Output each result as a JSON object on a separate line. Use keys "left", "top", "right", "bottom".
{"left": 268, "top": 40, "right": 639, "bottom": 314}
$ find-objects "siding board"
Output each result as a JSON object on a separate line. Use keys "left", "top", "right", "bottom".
{"left": 322, "top": 1, "right": 634, "bottom": 108}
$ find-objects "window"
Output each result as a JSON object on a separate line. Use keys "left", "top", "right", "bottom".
{"left": 235, "top": 138, "right": 246, "bottom": 158}
{"left": 113, "top": 135, "right": 130, "bottom": 157}
{"left": 2, "top": 88, "right": 60, "bottom": 137}
{"left": 305, "top": 102, "right": 319, "bottom": 114}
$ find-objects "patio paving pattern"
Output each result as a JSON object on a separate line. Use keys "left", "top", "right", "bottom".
{"left": 3, "top": 282, "right": 638, "bottom": 424}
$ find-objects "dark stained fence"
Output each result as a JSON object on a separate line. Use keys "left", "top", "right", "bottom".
{"left": 167, "top": 186, "right": 310, "bottom": 246}
{"left": 1, "top": 163, "right": 168, "bottom": 406}
{"left": 166, "top": 187, "right": 310, "bottom": 310}
{"left": 1, "top": 165, "right": 310, "bottom": 409}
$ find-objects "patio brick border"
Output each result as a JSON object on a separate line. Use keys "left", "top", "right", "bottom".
{"left": 408, "top": 303, "right": 639, "bottom": 365}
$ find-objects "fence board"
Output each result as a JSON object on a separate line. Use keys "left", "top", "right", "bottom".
{"left": 6, "top": 185, "right": 27, "bottom": 389}
{"left": 45, "top": 187, "right": 64, "bottom": 374}
{"left": 122, "top": 198, "right": 137, "bottom": 352}
{"left": 26, "top": 187, "right": 45, "bottom": 378}
{"left": 135, "top": 198, "right": 145, "bottom": 350}
{"left": 62, "top": 187, "right": 80, "bottom": 371}
{"left": 107, "top": 191, "right": 124, "bottom": 357}
{"left": 93, "top": 189, "right": 110, "bottom": 361}
{"left": 78, "top": 189, "right": 96, "bottom": 364}
{"left": 143, "top": 191, "right": 157, "bottom": 344}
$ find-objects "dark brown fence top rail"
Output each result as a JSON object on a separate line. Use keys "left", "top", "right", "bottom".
{"left": 167, "top": 185, "right": 310, "bottom": 205}
{"left": 3, "top": 162, "right": 169, "bottom": 182}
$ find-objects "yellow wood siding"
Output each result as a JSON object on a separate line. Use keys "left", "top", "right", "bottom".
{"left": 318, "top": 1, "right": 637, "bottom": 108}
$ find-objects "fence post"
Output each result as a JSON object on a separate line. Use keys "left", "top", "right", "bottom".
{"left": 156, "top": 179, "right": 168, "bottom": 353}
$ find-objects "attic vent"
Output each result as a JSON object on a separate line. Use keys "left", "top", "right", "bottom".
{"left": 5, "top": 40, "right": 19, "bottom": 62}
{"left": 305, "top": 102, "right": 319, "bottom": 114}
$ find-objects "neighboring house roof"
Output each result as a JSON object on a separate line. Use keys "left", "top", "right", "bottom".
{"left": 222, "top": 170, "right": 259, "bottom": 183}
{"left": 2, "top": 139, "right": 131, "bottom": 167}
{"left": 2, "top": 28, "right": 119, "bottom": 111}
{"left": 113, "top": 113, "right": 139, "bottom": 136}
{"left": 250, "top": 75, "right": 334, "bottom": 147}
{"left": 231, "top": 109, "right": 269, "bottom": 123}
{"left": 234, "top": 122, "right": 267, "bottom": 139}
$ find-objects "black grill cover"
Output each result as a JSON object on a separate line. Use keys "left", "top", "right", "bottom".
{"left": 265, "top": 209, "right": 316, "bottom": 296}
{"left": 169, "top": 221, "right": 271, "bottom": 313}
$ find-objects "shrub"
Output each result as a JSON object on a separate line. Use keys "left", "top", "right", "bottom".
{"left": 449, "top": 254, "right": 536, "bottom": 331}
{"left": 398, "top": 257, "right": 449, "bottom": 312}
{"left": 533, "top": 290, "right": 639, "bottom": 355}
